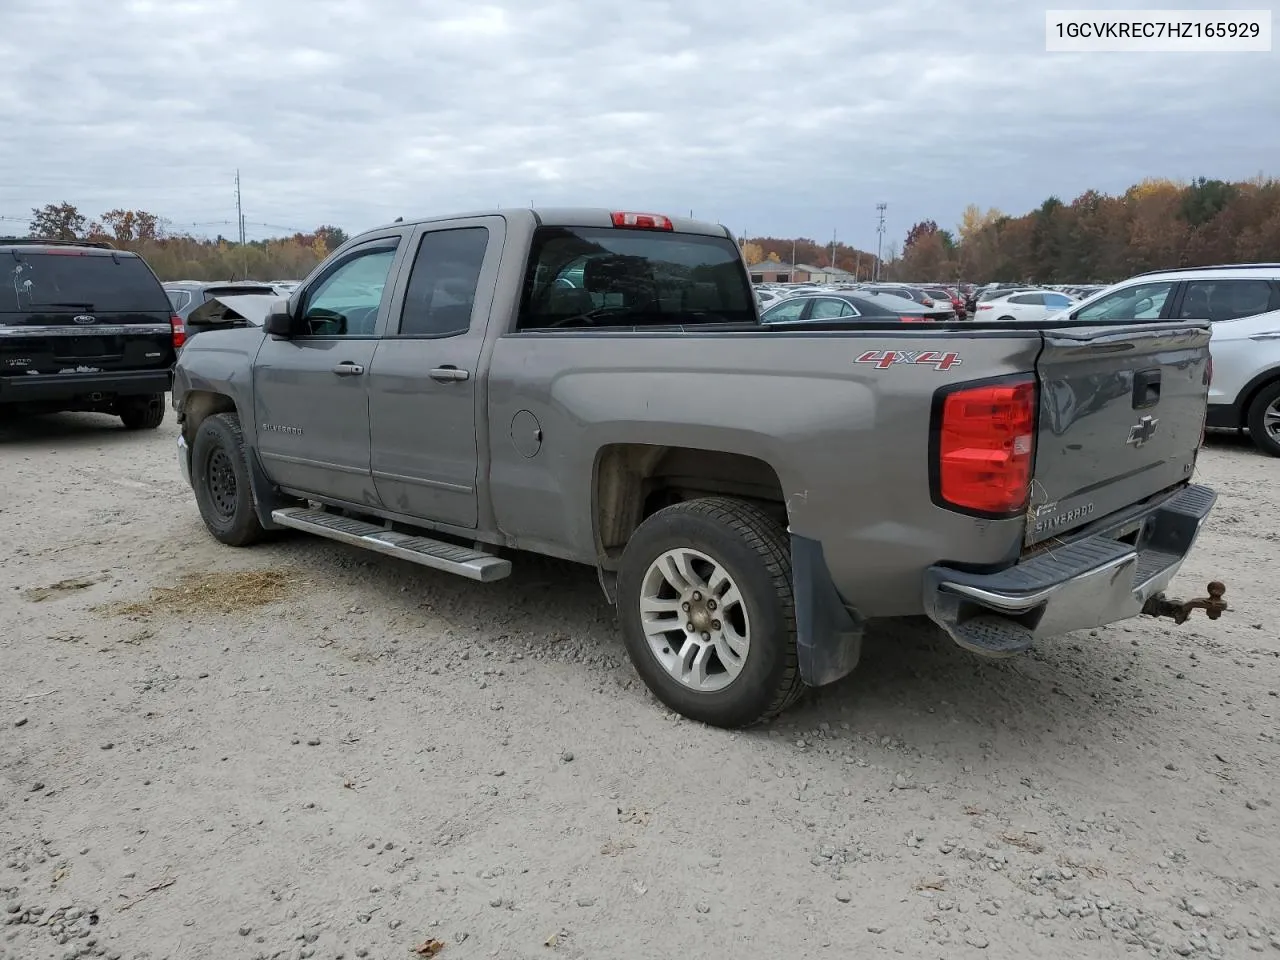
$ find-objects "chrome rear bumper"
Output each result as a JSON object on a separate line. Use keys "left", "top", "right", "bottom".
{"left": 923, "top": 484, "right": 1217, "bottom": 655}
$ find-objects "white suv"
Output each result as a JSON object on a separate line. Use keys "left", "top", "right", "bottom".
{"left": 1051, "top": 265, "right": 1280, "bottom": 456}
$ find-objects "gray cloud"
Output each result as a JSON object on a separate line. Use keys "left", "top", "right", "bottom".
{"left": 0, "top": 0, "right": 1275, "bottom": 249}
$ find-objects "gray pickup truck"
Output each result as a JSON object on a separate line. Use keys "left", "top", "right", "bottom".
{"left": 172, "top": 208, "right": 1226, "bottom": 728}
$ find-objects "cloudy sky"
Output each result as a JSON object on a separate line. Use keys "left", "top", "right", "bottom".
{"left": 0, "top": 0, "right": 1275, "bottom": 251}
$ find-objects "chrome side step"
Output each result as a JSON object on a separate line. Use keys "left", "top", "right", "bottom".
{"left": 270, "top": 507, "right": 511, "bottom": 582}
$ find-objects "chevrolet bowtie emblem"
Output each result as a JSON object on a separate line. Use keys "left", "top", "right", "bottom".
{"left": 1127, "top": 415, "right": 1159, "bottom": 447}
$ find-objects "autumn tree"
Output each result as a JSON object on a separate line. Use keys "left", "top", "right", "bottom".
{"left": 903, "top": 220, "right": 939, "bottom": 253}
{"left": 314, "top": 224, "right": 348, "bottom": 253}
{"left": 740, "top": 241, "right": 765, "bottom": 265}
{"left": 29, "top": 202, "right": 86, "bottom": 240}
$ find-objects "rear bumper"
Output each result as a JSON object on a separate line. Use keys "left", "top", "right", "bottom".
{"left": 923, "top": 483, "right": 1216, "bottom": 654}
{"left": 0, "top": 369, "right": 172, "bottom": 404}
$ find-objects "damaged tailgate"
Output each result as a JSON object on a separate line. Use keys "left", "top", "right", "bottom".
{"left": 1027, "top": 321, "right": 1212, "bottom": 545}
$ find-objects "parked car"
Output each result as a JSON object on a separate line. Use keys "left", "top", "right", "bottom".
{"left": 0, "top": 238, "right": 177, "bottom": 428}
{"left": 171, "top": 207, "right": 1222, "bottom": 728}
{"left": 1048, "top": 264, "right": 1280, "bottom": 455}
{"left": 863, "top": 284, "right": 955, "bottom": 318}
{"left": 164, "top": 281, "right": 282, "bottom": 322}
{"left": 761, "top": 291, "right": 952, "bottom": 323}
{"left": 923, "top": 286, "right": 967, "bottom": 319}
{"left": 183, "top": 293, "right": 284, "bottom": 339}
{"left": 973, "top": 289, "right": 1078, "bottom": 322}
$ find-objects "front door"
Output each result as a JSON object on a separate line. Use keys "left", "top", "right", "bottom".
{"left": 253, "top": 239, "right": 404, "bottom": 505}
{"left": 367, "top": 217, "right": 503, "bottom": 527}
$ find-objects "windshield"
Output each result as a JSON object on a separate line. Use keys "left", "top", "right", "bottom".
{"left": 4, "top": 252, "right": 169, "bottom": 314}
{"left": 518, "top": 227, "right": 756, "bottom": 330}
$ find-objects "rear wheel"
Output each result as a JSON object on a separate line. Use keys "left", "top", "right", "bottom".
{"left": 119, "top": 393, "right": 166, "bottom": 430}
{"left": 616, "top": 497, "right": 804, "bottom": 728}
{"left": 191, "top": 412, "right": 267, "bottom": 546}
{"left": 1245, "top": 381, "right": 1280, "bottom": 457}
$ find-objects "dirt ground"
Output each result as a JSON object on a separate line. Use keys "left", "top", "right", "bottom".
{"left": 1, "top": 412, "right": 1277, "bottom": 960}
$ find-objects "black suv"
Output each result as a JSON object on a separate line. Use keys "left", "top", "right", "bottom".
{"left": 1, "top": 239, "right": 178, "bottom": 429}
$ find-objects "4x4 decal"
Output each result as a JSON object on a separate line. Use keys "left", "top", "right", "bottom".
{"left": 855, "top": 349, "right": 962, "bottom": 371}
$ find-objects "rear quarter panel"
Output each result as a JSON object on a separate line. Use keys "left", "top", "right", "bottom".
{"left": 484, "top": 328, "right": 1046, "bottom": 617}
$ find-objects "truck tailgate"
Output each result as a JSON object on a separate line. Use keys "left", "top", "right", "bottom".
{"left": 1028, "top": 322, "right": 1211, "bottom": 545}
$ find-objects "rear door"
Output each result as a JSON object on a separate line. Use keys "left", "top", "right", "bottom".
{"left": 1027, "top": 322, "right": 1211, "bottom": 545}
{"left": 367, "top": 217, "right": 503, "bottom": 527}
{"left": 252, "top": 237, "right": 404, "bottom": 504}
{"left": 1, "top": 249, "right": 173, "bottom": 378}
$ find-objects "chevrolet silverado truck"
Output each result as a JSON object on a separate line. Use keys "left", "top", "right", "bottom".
{"left": 171, "top": 208, "right": 1226, "bottom": 728}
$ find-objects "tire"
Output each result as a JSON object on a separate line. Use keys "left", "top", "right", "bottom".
{"left": 119, "top": 393, "right": 166, "bottom": 430}
{"left": 616, "top": 497, "right": 804, "bottom": 728}
{"left": 1245, "top": 381, "right": 1280, "bottom": 457}
{"left": 190, "top": 412, "right": 268, "bottom": 547}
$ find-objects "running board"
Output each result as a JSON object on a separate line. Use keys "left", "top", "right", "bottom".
{"left": 270, "top": 507, "right": 511, "bottom": 582}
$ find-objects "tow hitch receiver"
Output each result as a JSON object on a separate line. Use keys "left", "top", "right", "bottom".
{"left": 1141, "top": 581, "right": 1228, "bottom": 625}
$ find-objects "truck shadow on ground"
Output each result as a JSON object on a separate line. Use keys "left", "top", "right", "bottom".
{"left": 277, "top": 533, "right": 1197, "bottom": 769}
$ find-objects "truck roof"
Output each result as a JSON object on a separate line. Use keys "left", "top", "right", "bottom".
{"left": 366, "top": 207, "right": 733, "bottom": 239}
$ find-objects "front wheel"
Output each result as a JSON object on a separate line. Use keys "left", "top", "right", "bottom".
{"left": 1246, "top": 381, "right": 1280, "bottom": 457}
{"left": 119, "top": 393, "right": 166, "bottom": 430}
{"left": 190, "top": 412, "right": 267, "bottom": 546}
{"left": 615, "top": 497, "right": 804, "bottom": 728}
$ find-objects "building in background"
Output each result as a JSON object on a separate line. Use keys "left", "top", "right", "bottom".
{"left": 746, "top": 261, "right": 795, "bottom": 283}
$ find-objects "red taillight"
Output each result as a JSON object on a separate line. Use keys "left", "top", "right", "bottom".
{"left": 610, "top": 211, "right": 673, "bottom": 230}
{"left": 935, "top": 378, "right": 1037, "bottom": 515}
{"left": 921, "top": 298, "right": 934, "bottom": 307}
{"left": 170, "top": 314, "right": 186, "bottom": 348}
{"left": 901, "top": 315, "right": 929, "bottom": 323}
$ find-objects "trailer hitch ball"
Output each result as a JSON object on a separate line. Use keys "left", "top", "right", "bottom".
{"left": 1142, "top": 581, "right": 1228, "bottom": 625}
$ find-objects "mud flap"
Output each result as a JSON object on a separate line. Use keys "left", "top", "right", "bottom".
{"left": 247, "top": 447, "right": 289, "bottom": 531}
{"left": 791, "top": 534, "right": 864, "bottom": 687}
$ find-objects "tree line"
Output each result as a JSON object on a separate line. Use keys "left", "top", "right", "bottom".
{"left": 743, "top": 175, "right": 1280, "bottom": 284}
{"left": 13, "top": 202, "right": 348, "bottom": 281}
{"left": 17, "top": 176, "right": 1280, "bottom": 287}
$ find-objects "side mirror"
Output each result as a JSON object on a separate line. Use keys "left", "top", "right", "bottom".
{"left": 264, "top": 299, "right": 295, "bottom": 338}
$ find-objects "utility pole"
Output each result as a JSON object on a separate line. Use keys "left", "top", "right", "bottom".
{"left": 235, "top": 170, "right": 247, "bottom": 280}
{"left": 790, "top": 238, "right": 796, "bottom": 282}
{"left": 874, "top": 202, "right": 887, "bottom": 282}
{"left": 829, "top": 228, "right": 837, "bottom": 277}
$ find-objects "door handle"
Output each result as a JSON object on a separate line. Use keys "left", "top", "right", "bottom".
{"left": 1133, "top": 367, "right": 1161, "bottom": 409}
{"left": 430, "top": 366, "right": 470, "bottom": 383}
{"left": 332, "top": 362, "right": 365, "bottom": 376}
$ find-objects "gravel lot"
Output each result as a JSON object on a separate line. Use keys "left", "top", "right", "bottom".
{"left": 2, "top": 412, "right": 1277, "bottom": 960}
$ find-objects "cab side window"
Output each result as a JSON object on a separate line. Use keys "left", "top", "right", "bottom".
{"left": 395, "top": 227, "right": 490, "bottom": 338}
{"left": 300, "top": 245, "right": 399, "bottom": 337}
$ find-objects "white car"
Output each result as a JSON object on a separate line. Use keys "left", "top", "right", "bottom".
{"left": 1048, "top": 265, "right": 1280, "bottom": 455}
{"left": 972, "top": 289, "right": 1078, "bottom": 322}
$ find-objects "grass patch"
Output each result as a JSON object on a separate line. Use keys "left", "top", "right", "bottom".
{"left": 101, "top": 569, "right": 301, "bottom": 618}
